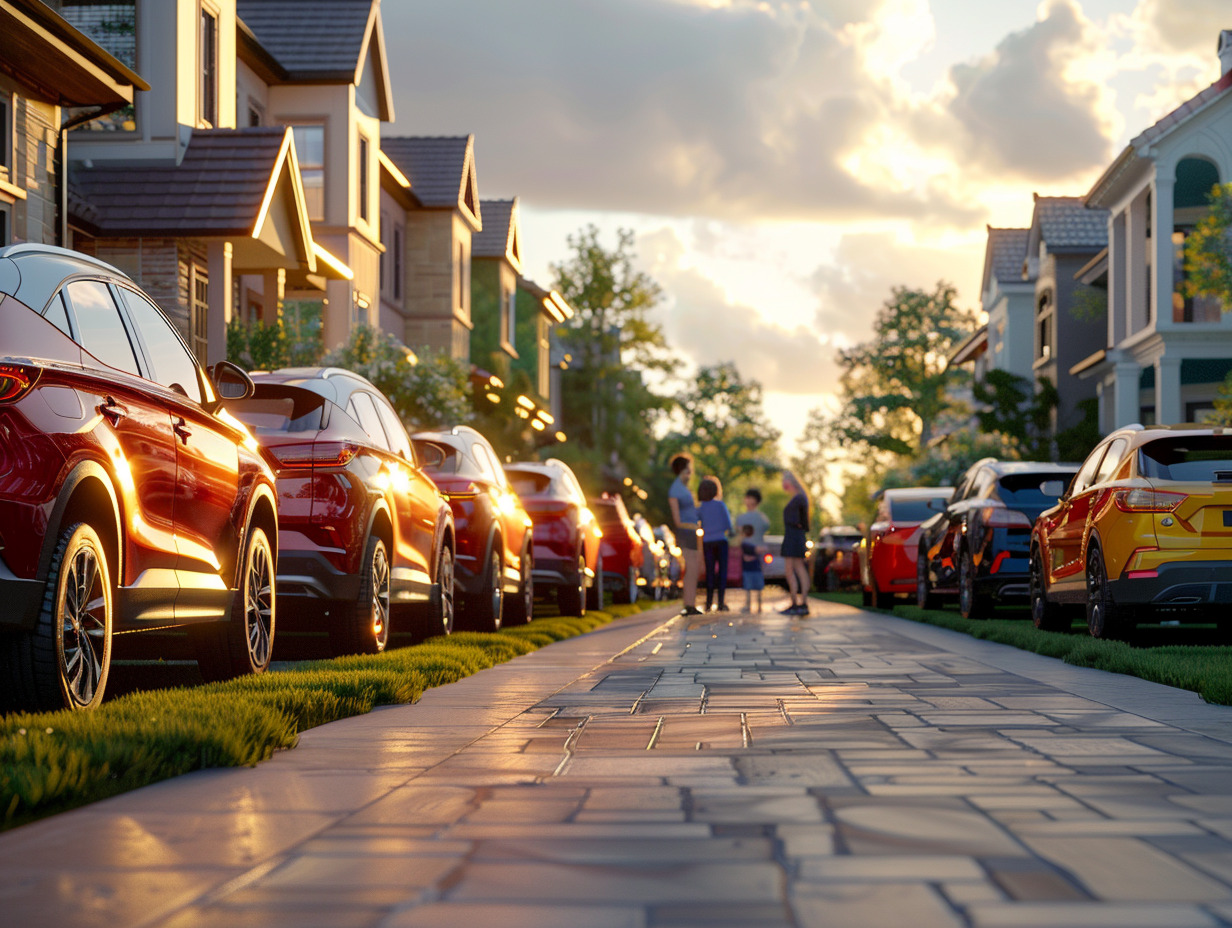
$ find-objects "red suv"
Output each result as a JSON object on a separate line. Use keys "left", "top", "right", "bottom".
{"left": 226, "top": 368, "right": 455, "bottom": 655}
{"left": 591, "top": 493, "right": 646, "bottom": 604}
{"left": 0, "top": 244, "right": 280, "bottom": 710}
{"left": 412, "top": 426, "right": 534, "bottom": 630}
{"left": 861, "top": 488, "right": 952, "bottom": 608}
{"left": 504, "top": 459, "right": 602, "bottom": 615}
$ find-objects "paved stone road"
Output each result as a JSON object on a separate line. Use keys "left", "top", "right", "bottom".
{"left": 11, "top": 594, "right": 1232, "bottom": 927}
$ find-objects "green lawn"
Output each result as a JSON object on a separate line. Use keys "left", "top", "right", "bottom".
{"left": 817, "top": 591, "right": 1232, "bottom": 707}
{"left": 0, "top": 601, "right": 667, "bottom": 830}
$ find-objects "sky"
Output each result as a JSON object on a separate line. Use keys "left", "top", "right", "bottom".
{"left": 381, "top": 0, "right": 1231, "bottom": 457}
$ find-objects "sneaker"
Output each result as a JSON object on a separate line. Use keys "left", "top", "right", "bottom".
{"left": 681, "top": 605, "right": 703, "bottom": 616}
{"left": 778, "top": 605, "right": 798, "bottom": 615}
{"left": 717, "top": 603, "right": 730, "bottom": 612}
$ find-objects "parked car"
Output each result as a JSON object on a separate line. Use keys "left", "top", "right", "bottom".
{"left": 411, "top": 426, "right": 534, "bottom": 630}
{"left": 591, "top": 493, "right": 646, "bottom": 604}
{"left": 631, "top": 513, "right": 667, "bottom": 600}
{"left": 226, "top": 367, "right": 455, "bottom": 655}
{"left": 917, "top": 459, "right": 1077, "bottom": 618}
{"left": 813, "top": 525, "right": 864, "bottom": 591}
{"left": 861, "top": 488, "right": 953, "bottom": 608}
{"left": 654, "top": 524, "right": 684, "bottom": 598}
{"left": 0, "top": 244, "right": 280, "bottom": 710}
{"left": 504, "top": 458, "right": 602, "bottom": 615}
{"left": 1031, "top": 425, "right": 1232, "bottom": 640}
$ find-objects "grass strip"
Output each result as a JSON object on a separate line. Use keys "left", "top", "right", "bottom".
{"left": 816, "top": 591, "right": 1232, "bottom": 707}
{"left": 0, "top": 599, "right": 665, "bottom": 830}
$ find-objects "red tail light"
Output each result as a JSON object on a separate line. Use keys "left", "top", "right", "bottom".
{"left": 1113, "top": 488, "right": 1186, "bottom": 512}
{"left": 982, "top": 507, "right": 1033, "bottom": 528}
{"left": 0, "top": 364, "right": 38, "bottom": 404}
{"left": 269, "top": 441, "right": 358, "bottom": 469}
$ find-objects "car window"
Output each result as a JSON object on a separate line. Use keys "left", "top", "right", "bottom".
{"left": 117, "top": 288, "right": 203, "bottom": 403}
{"left": 1093, "top": 438, "right": 1128, "bottom": 485}
{"left": 506, "top": 468, "right": 550, "bottom": 496}
{"left": 372, "top": 395, "right": 413, "bottom": 461}
{"left": 43, "top": 292, "right": 73, "bottom": 338}
{"left": 888, "top": 497, "right": 944, "bottom": 522}
{"left": 347, "top": 392, "right": 390, "bottom": 450}
{"left": 1140, "top": 436, "right": 1232, "bottom": 481}
{"left": 64, "top": 280, "right": 141, "bottom": 376}
{"left": 1071, "top": 444, "right": 1109, "bottom": 494}
{"left": 997, "top": 472, "right": 1077, "bottom": 508}
{"left": 227, "top": 385, "right": 326, "bottom": 433}
{"left": 476, "top": 442, "right": 506, "bottom": 485}
{"left": 562, "top": 469, "right": 586, "bottom": 503}
{"left": 972, "top": 469, "right": 997, "bottom": 499}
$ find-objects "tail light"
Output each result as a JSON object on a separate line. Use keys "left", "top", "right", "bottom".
{"left": 0, "top": 365, "right": 38, "bottom": 404}
{"left": 982, "top": 507, "right": 1033, "bottom": 528}
{"left": 1113, "top": 489, "right": 1186, "bottom": 512}
{"left": 269, "top": 441, "right": 358, "bottom": 469}
{"left": 763, "top": 554, "right": 773, "bottom": 564}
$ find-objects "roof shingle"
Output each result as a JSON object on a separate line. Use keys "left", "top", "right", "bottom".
{"left": 237, "top": 0, "right": 371, "bottom": 78}
{"left": 472, "top": 200, "right": 514, "bottom": 258}
{"left": 986, "top": 227, "right": 1029, "bottom": 284}
{"left": 1034, "top": 196, "right": 1108, "bottom": 250}
{"left": 381, "top": 136, "right": 478, "bottom": 218}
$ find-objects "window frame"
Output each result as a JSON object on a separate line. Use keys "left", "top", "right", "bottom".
{"left": 357, "top": 133, "right": 370, "bottom": 223}
{"left": 1093, "top": 437, "right": 1128, "bottom": 485}
{"left": 115, "top": 284, "right": 205, "bottom": 404}
{"left": 0, "top": 92, "right": 12, "bottom": 181}
{"left": 291, "top": 122, "right": 326, "bottom": 222}
{"left": 199, "top": 4, "right": 219, "bottom": 129}
{"left": 60, "top": 278, "right": 144, "bottom": 378}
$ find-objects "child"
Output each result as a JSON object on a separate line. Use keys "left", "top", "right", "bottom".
{"left": 740, "top": 523, "right": 764, "bottom": 614}
{"left": 697, "top": 476, "right": 732, "bottom": 612}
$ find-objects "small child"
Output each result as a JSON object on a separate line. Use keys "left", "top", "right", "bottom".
{"left": 740, "top": 523, "right": 764, "bottom": 614}
{"left": 697, "top": 476, "right": 732, "bottom": 612}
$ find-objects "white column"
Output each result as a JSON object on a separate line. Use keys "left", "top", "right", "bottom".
{"left": 1155, "top": 355, "right": 1183, "bottom": 425}
{"left": 1113, "top": 359, "right": 1140, "bottom": 427}
{"left": 206, "top": 240, "right": 233, "bottom": 367}
{"left": 1153, "top": 173, "right": 1176, "bottom": 331}
{"left": 1126, "top": 192, "right": 1148, "bottom": 334}
{"left": 1108, "top": 212, "right": 1127, "bottom": 345}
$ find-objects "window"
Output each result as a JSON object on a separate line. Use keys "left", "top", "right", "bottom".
{"left": 347, "top": 392, "right": 389, "bottom": 449}
{"left": 199, "top": 7, "right": 218, "bottom": 128}
{"left": 1036, "top": 291, "right": 1053, "bottom": 362}
{"left": 379, "top": 211, "right": 388, "bottom": 294}
{"left": 119, "top": 288, "right": 203, "bottom": 403}
{"left": 393, "top": 224, "right": 403, "bottom": 301}
{"left": 357, "top": 134, "right": 369, "bottom": 223}
{"left": 61, "top": 3, "right": 137, "bottom": 132}
{"left": 43, "top": 292, "right": 72, "bottom": 337}
{"left": 0, "top": 94, "right": 10, "bottom": 181}
{"left": 64, "top": 281, "right": 141, "bottom": 375}
{"left": 455, "top": 241, "right": 464, "bottom": 310}
{"left": 502, "top": 288, "right": 516, "bottom": 348}
{"left": 1071, "top": 444, "right": 1108, "bottom": 495}
{"left": 0, "top": 204, "right": 8, "bottom": 248}
{"left": 373, "top": 396, "right": 412, "bottom": 460}
{"left": 248, "top": 101, "right": 263, "bottom": 128}
{"left": 190, "top": 263, "right": 209, "bottom": 362}
{"left": 292, "top": 125, "right": 325, "bottom": 221}
{"left": 1093, "top": 438, "right": 1128, "bottom": 485}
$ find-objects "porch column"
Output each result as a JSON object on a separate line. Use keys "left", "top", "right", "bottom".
{"left": 1126, "top": 192, "right": 1148, "bottom": 334}
{"left": 1113, "top": 359, "right": 1140, "bottom": 428}
{"left": 261, "top": 269, "right": 285, "bottom": 323}
{"left": 1153, "top": 173, "right": 1176, "bottom": 330}
{"left": 206, "top": 240, "right": 233, "bottom": 367}
{"left": 1155, "top": 356, "right": 1182, "bottom": 425}
{"left": 1108, "top": 211, "right": 1127, "bottom": 345}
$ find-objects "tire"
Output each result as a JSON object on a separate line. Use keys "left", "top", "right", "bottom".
{"left": 435, "top": 545, "right": 456, "bottom": 636}
{"left": 194, "top": 525, "right": 275, "bottom": 682}
{"left": 1030, "top": 549, "right": 1068, "bottom": 632}
{"left": 870, "top": 581, "right": 892, "bottom": 610}
{"left": 1086, "top": 545, "right": 1128, "bottom": 640}
{"left": 0, "top": 522, "right": 112, "bottom": 711}
{"left": 861, "top": 586, "right": 872, "bottom": 607}
{"left": 504, "top": 547, "right": 534, "bottom": 625}
{"left": 916, "top": 549, "right": 938, "bottom": 610}
{"left": 615, "top": 563, "right": 638, "bottom": 605}
{"left": 958, "top": 548, "right": 992, "bottom": 619}
{"left": 330, "top": 535, "right": 391, "bottom": 655}
{"left": 557, "top": 552, "right": 586, "bottom": 617}
{"left": 587, "top": 554, "right": 605, "bottom": 611}
{"left": 464, "top": 544, "right": 504, "bottom": 632}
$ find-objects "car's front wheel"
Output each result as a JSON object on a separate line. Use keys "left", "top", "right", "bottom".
{"left": 916, "top": 550, "right": 938, "bottom": 609}
{"left": 557, "top": 552, "right": 586, "bottom": 617}
{"left": 586, "top": 554, "right": 605, "bottom": 611}
{"left": 464, "top": 545, "right": 504, "bottom": 632}
{"left": 958, "top": 548, "right": 992, "bottom": 620}
{"left": 195, "top": 525, "right": 275, "bottom": 682}
{"left": 504, "top": 548, "right": 534, "bottom": 625}
{"left": 331, "top": 534, "right": 391, "bottom": 655}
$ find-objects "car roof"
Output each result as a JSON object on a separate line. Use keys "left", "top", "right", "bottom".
{"left": 0, "top": 244, "right": 138, "bottom": 314}
{"left": 504, "top": 457, "right": 571, "bottom": 476}
{"left": 884, "top": 486, "right": 954, "bottom": 499}
{"left": 253, "top": 367, "right": 381, "bottom": 407}
{"left": 977, "top": 460, "right": 1079, "bottom": 476}
{"left": 1117, "top": 424, "right": 1232, "bottom": 445}
{"left": 820, "top": 525, "right": 862, "bottom": 535}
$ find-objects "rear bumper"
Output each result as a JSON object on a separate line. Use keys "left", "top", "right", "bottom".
{"left": 276, "top": 550, "right": 362, "bottom": 604}
{"left": 1109, "top": 560, "right": 1232, "bottom": 608}
{"left": 532, "top": 554, "right": 585, "bottom": 591}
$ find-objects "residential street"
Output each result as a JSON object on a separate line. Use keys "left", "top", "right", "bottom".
{"left": 11, "top": 595, "right": 1232, "bottom": 927}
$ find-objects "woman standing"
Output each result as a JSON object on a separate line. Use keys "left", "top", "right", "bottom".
{"left": 780, "top": 470, "right": 811, "bottom": 616}
{"left": 668, "top": 453, "right": 702, "bottom": 616}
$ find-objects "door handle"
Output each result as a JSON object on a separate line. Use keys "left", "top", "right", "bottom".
{"left": 99, "top": 396, "right": 126, "bottom": 425}
{"left": 173, "top": 417, "right": 192, "bottom": 445}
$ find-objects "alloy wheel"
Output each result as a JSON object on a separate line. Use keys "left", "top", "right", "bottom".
{"left": 245, "top": 533, "right": 274, "bottom": 669}
{"left": 59, "top": 542, "right": 109, "bottom": 709}
{"left": 439, "top": 547, "right": 455, "bottom": 635}
{"left": 371, "top": 541, "right": 390, "bottom": 650}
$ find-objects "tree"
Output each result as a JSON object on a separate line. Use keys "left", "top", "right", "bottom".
{"left": 1183, "top": 182, "right": 1232, "bottom": 308}
{"left": 832, "top": 282, "right": 978, "bottom": 456}
{"left": 972, "top": 369, "right": 1056, "bottom": 461}
{"left": 551, "top": 225, "right": 676, "bottom": 493}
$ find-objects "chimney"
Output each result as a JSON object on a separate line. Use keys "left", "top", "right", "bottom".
{"left": 1220, "top": 30, "right": 1232, "bottom": 76}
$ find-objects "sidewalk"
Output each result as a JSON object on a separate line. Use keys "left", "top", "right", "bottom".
{"left": 8, "top": 593, "right": 1232, "bottom": 927}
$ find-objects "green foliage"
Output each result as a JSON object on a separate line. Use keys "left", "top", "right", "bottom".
{"left": 832, "top": 281, "right": 978, "bottom": 455}
{"left": 322, "top": 326, "right": 472, "bottom": 431}
{"left": 1203, "top": 372, "right": 1232, "bottom": 427}
{"left": 226, "top": 302, "right": 324, "bottom": 371}
{"left": 1183, "top": 182, "right": 1232, "bottom": 308}
{"left": 0, "top": 601, "right": 667, "bottom": 829}
{"left": 972, "top": 370, "right": 1057, "bottom": 461}
{"left": 1069, "top": 286, "right": 1108, "bottom": 324}
{"left": 1056, "top": 396, "right": 1101, "bottom": 463}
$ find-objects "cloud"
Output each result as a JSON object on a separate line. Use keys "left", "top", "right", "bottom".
{"left": 1127, "top": 0, "right": 1229, "bottom": 59}
{"left": 381, "top": 0, "right": 982, "bottom": 225}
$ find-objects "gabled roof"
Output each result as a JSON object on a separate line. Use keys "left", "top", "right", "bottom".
{"left": 1027, "top": 195, "right": 1107, "bottom": 257}
{"left": 381, "top": 136, "right": 482, "bottom": 230}
{"left": 980, "top": 226, "right": 1029, "bottom": 298}
{"left": 518, "top": 275, "right": 574, "bottom": 323}
{"left": 1088, "top": 68, "right": 1232, "bottom": 208}
{"left": 236, "top": 0, "right": 393, "bottom": 120}
{"left": 69, "top": 128, "right": 317, "bottom": 273}
{"left": 472, "top": 198, "right": 522, "bottom": 273}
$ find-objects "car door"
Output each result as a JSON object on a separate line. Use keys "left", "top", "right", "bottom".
{"left": 116, "top": 286, "right": 239, "bottom": 621}
{"left": 930, "top": 470, "right": 982, "bottom": 588}
{"left": 1048, "top": 442, "right": 1115, "bottom": 595}
{"left": 61, "top": 280, "right": 179, "bottom": 620}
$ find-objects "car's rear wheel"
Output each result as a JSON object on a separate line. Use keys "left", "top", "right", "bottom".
{"left": 557, "top": 552, "right": 586, "bottom": 617}
{"left": 869, "top": 580, "right": 892, "bottom": 610}
{"left": 195, "top": 525, "right": 274, "bottom": 682}
{"left": 586, "top": 554, "right": 605, "bottom": 611}
{"left": 1030, "top": 549, "right": 1068, "bottom": 632}
{"left": 436, "top": 545, "right": 456, "bottom": 636}
{"left": 465, "top": 546, "right": 504, "bottom": 632}
{"left": 504, "top": 548, "right": 534, "bottom": 625}
{"left": 861, "top": 586, "right": 872, "bottom": 607}
{"left": 331, "top": 535, "right": 390, "bottom": 655}
{"left": 916, "top": 550, "right": 938, "bottom": 609}
{"left": 958, "top": 548, "right": 992, "bottom": 619}
{"left": 1086, "top": 544, "right": 1128, "bottom": 640}
{"left": 616, "top": 563, "right": 639, "bottom": 605}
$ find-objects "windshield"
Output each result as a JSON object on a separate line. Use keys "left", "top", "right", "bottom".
{"left": 226, "top": 386, "right": 326, "bottom": 433}
{"left": 888, "top": 498, "right": 944, "bottom": 522}
{"left": 1140, "top": 436, "right": 1232, "bottom": 482}
{"left": 997, "top": 472, "right": 1076, "bottom": 508}
{"left": 507, "top": 470, "right": 552, "bottom": 496}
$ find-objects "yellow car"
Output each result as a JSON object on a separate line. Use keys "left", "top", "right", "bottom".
{"left": 1030, "top": 424, "right": 1232, "bottom": 639}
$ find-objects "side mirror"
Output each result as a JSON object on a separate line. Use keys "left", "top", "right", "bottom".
{"left": 1040, "top": 479, "right": 1067, "bottom": 498}
{"left": 209, "top": 360, "right": 254, "bottom": 401}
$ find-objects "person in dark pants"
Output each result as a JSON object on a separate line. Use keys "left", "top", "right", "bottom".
{"left": 668, "top": 453, "right": 701, "bottom": 615}
{"left": 697, "top": 476, "right": 732, "bottom": 612}
{"left": 780, "top": 470, "right": 811, "bottom": 616}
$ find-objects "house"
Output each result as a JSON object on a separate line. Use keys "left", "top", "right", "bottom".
{"left": 1078, "top": 31, "right": 1232, "bottom": 429}
{"left": 380, "top": 136, "right": 483, "bottom": 360}
{"left": 0, "top": 0, "right": 147, "bottom": 246}
{"left": 1025, "top": 195, "right": 1108, "bottom": 434}
{"left": 470, "top": 198, "right": 522, "bottom": 379}
{"left": 60, "top": 0, "right": 337, "bottom": 365}
{"left": 949, "top": 226, "right": 1032, "bottom": 386}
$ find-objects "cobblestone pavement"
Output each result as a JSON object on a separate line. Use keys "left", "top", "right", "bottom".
{"left": 12, "top": 595, "right": 1232, "bottom": 927}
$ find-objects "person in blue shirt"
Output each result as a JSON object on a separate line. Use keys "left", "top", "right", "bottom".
{"left": 697, "top": 475, "right": 732, "bottom": 612}
{"left": 667, "top": 453, "right": 701, "bottom": 616}
{"left": 740, "top": 523, "right": 764, "bottom": 614}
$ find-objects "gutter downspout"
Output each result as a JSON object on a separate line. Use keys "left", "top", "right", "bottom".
{"left": 57, "top": 102, "right": 123, "bottom": 247}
